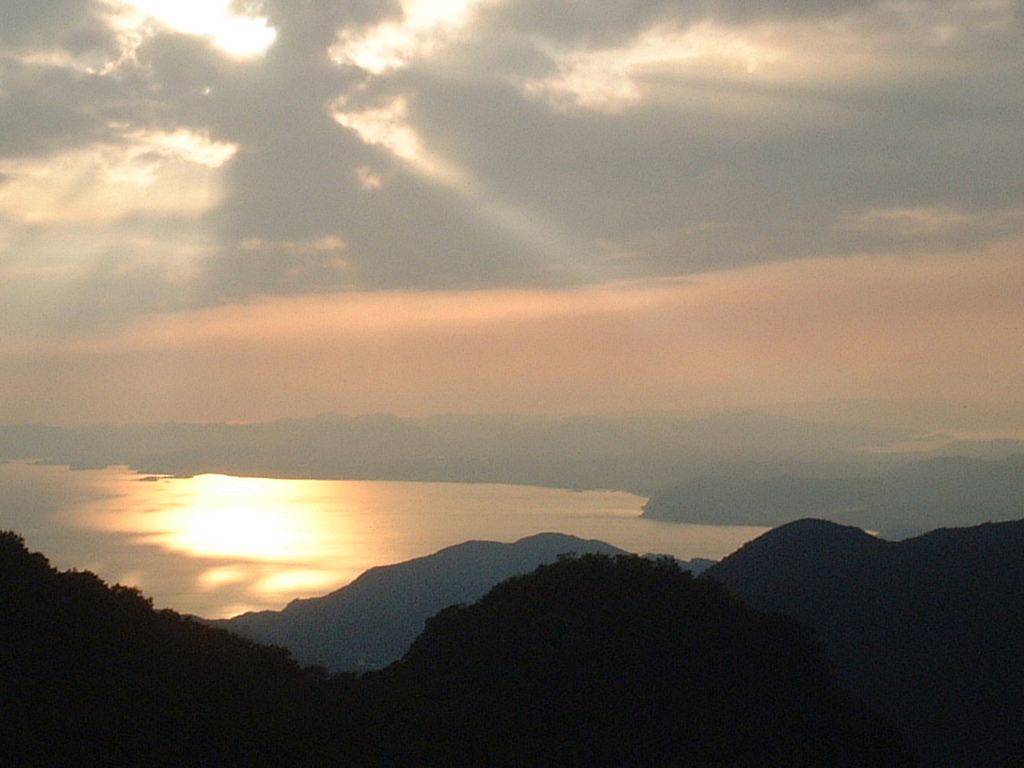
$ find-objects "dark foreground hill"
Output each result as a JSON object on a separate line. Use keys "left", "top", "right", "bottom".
{"left": 706, "top": 518, "right": 1024, "bottom": 768}
{"left": 0, "top": 530, "right": 914, "bottom": 767}
{"left": 0, "top": 531, "right": 358, "bottom": 767}
{"left": 364, "top": 552, "right": 914, "bottom": 767}
{"left": 214, "top": 533, "right": 701, "bottom": 671}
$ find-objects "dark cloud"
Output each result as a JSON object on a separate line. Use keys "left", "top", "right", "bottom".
{"left": 155, "top": 2, "right": 559, "bottom": 297}
{"left": 475, "top": 0, "right": 889, "bottom": 50}
{"left": 201, "top": 169, "right": 554, "bottom": 299}
{"left": 0, "top": 0, "right": 118, "bottom": 51}
{"left": 0, "top": 58, "right": 115, "bottom": 157}
{"left": 483, "top": 0, "right": 1023, "bottom": 45}
{"left": 53, "top": 254, "right": 193, "bottom": 331}
{"left": 262, "top": 0, "right": 401, "bottom": 43}
{"left": 199, "top": 237, "right": 352, "bottom": 300}
{"left": 354, "top": 0, "right": 1024, "bottom": 278}
{"left": 379, "top": 66, "right": 1020, "bottom": 276}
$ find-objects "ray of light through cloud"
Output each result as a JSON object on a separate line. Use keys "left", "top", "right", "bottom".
{"left": 330, "top": 93, "right": 595, "bottom": 276}
{"left": 0, "top": 129, "right": 237, "bottom": 223}
{"left": 516, "top": 21, "right": 789, "bottom": 114}
{"left": 330, "top": 0, "right": 498, "bottom": 74}
{"left": 0, "top": 0, "right": 1020, "bottom": 425}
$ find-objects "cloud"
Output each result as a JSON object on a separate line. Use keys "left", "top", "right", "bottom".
{"left": 199, "top": 236, "right": 352, "bottom": 299}
{"left": 0, "top": 0, "right": 1022, "bottom": 360}
{"left": 0, "top": 0, "right": 120, "bottom": 54}
{"left": 330, "top": 0, "right": 497, "bottom": 74}
{"left": 121, "top": 0, "right": 278, "bottom": 58}
{"left": 320, "top": 0, "right": 1023, "bottom": 282}
{"left": 0, "top": 128, "right": 235, "bottom": 223}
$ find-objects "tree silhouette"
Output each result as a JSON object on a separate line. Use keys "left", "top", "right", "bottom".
{"left": 365, "top": 553, "right": 915, "bottom": 767}
{"left": 0, "top": 530, "right": 361, "bottom": 767}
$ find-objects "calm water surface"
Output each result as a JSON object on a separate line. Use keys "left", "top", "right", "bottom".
{"left": 0, "top": 462, "right": 766, "bottom": 618}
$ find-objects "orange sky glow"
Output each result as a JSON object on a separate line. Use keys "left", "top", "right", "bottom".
{"left": 4, "top": 243, "right": 1021, "bottom": 426}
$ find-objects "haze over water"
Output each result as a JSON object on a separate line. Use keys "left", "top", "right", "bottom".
{"left": 1, "top": 462, "right": 766, "bottom": 618}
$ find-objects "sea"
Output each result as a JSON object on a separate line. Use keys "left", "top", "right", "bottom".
{"left": 0, "top": 462, "right": 767, "bottom": 619}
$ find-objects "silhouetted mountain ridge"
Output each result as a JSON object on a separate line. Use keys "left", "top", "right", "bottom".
{"left": 364, "top": 552, "right": 915, "bottom": 767}
{"left": 0, "top": 531, "right": 356, "bottom": 767}
{"left": 644, "top": 453, "right": 1024, "bottom": 536}
{"left": 214, "top": 533, "right": 649, "bottom": 670}
{"left": 706, "top": 517, "right": 1024, "bottom": 768}
{"left": 0, "top": 411, "right": 929, "bottom": 495}
{"left": 0, "top": 529, "right": 916, "bottom": 767}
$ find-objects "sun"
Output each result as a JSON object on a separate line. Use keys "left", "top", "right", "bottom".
{"left": 123, "top": 0, "right": 277, "bottom": 58}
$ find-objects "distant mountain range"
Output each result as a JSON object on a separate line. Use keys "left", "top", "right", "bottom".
{"left": 706, "top": 518, "right": 1024, "bottom": 768}
{"left": 2, "top": 409, "right": 1005, "bottom": 497}
{"left": 211, "top": 533, "right": 715, "bottom": 671}
{"left": 644, "top": 453, "right": 1024, "bottom": 537}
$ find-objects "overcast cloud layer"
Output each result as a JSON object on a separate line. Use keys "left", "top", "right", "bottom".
{"left": 1, "top": 0, "right": 1022, "bottom": 423}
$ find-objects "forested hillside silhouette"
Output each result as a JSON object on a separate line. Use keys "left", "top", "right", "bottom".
{"left": 0, "top": 531, "right": 362, "bottom": 767}
{"left": 707, "top": 518, "right": 1024, "bottom": 768}
{"left": 214, "top": 533, "right": 634, "bottom": 671}
{"left": 0, "top": 530, "right": 917, "bottom": 766}
{"left": 362, "top": 553, "right": 913, "bottom": 767}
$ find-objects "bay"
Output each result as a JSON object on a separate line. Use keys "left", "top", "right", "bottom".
{"left": 0, "top": 462, "right": 766, "bottom": 618}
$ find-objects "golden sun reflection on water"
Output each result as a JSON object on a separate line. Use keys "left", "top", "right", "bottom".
{"left": 70, "top": 472, "right": 374, "bottom": 617}
{"left": 37, "top": 466, "right": 768, "bottom": 619}
{"left": 140, "top": 474, "right": 332, "bottom": 561}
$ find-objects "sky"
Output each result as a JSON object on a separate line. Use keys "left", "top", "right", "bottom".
{"left": 1, "top": 0, "right": 1022, "bottom": 426}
